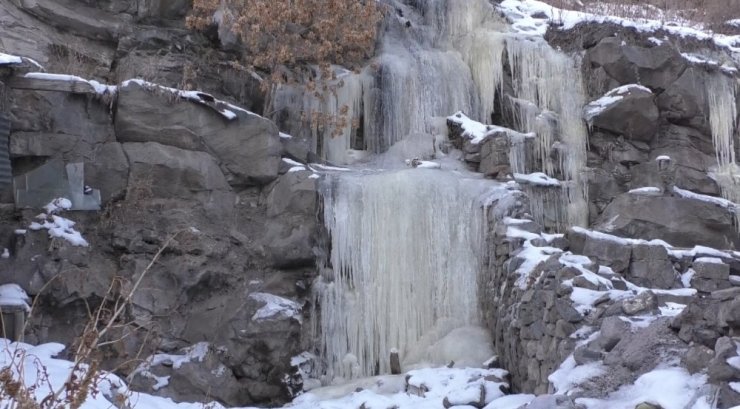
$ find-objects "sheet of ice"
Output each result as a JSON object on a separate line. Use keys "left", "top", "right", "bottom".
{"left": 514, "top": 172, "right": 561, "bottom": 186}
{"left": 249, "top": 292, "right": 302, "bottom": 322}
{"left": 0, "top": 52, "right": 22, "bottom": 64}
{"left": 575, "top": 367, "right": 708, "bottom": 409}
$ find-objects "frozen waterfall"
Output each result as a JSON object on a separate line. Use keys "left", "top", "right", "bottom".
{"left": 312, "top": 169, "right": 496, "bottom": 381}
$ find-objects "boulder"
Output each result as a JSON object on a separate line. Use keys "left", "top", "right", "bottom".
{"left": 593, "top": 192, "right": 740, "bottom": 249}
{"left": 622, "top": 290, "right": 658, "bottom": 315}
{"left": 629, "top": 243, "right": 675, "bottom": 289}
{"left": 584, "top": 84, "right": 659, "bottom": 142}
{"left": 585, "top": 37, "right": 688, "bottom": 91}
{"left": 692, "top": 258, "right": 731, "bottom": 293}
{"left": 115, "top": 81, "right": 282, "bottom": 186}
{"left": 479, "top": 131, "right": 512, "bottom": 179}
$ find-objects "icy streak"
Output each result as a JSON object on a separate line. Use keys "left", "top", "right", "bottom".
{"left": 313, "top": 169, "right": 490, "bottom": 380}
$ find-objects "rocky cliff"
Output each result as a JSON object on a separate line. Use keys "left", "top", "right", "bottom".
{"left": 0, "top": 0, "right": 739, "bottom": 408}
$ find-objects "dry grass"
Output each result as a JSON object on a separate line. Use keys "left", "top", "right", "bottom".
{"left": 543, "top": 0, "right": 740, "bottom": 34}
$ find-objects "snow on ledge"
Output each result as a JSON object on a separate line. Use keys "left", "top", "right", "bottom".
{"left": 24, "top": 72, "right": 117, "bottom": 95}
{"left": 28, "top": 198, "right": 89, "bottom": 247}
{"left": 628, "top": 186, "right": 662, "bottom": 196}
{"left": 0, "top": 52, "right": 22, "bottom": 65}
{"left": 0, "top": 284, "right": 31, "bottom": 311}
{"left": 584, "top": 84, "right": 651, "bottom": 122}
{"left": 673, "top": 186, "right": 737, "bottom": 209}
{"left": 121, "top": 79, "right": 260, "bottom": 121}
{"left": 514, "top": 172, "right": 561, "bottom": 187}
{"left": 249, "top": 292, "right": 303, "bottom": 323}
{"left": 448, "top": 111, "right": 534, "bottom": 145}
{"left": 498, "top": 0, "right": 740, "bottom": 54}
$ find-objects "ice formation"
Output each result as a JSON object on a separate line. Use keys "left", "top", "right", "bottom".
{"left": 706, "top": 72, "right": 740, "bottom": 226}
{"left": 313, "top": 169, "right": 492, "bottom": 380}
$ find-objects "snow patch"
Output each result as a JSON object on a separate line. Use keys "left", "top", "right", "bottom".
{"left": 249, "top": 292, "right": 302, "bottom": 322}
{"left": 0, "top": 284, "right": 31, "bottom": 311}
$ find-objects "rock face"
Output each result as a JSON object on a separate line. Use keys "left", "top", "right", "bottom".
{"left": 594, "top": 193, "right": 739, "bottom": 249}
{"left": 116, "top": 82, "right": 282, "bottom": 186}
{"left": 1, "top": 67, "right": 314, "bottom": 406}
{"left": 585, "top": 37, "right": 687, "bottom": 91}
{"left": 585, "top": 84, "right": 659, "bottom": 142}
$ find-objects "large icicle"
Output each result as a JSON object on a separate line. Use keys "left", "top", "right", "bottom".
{"left": 314, "top": 169, "right": 491, "bottom": 381}
{"left": 706, "top": 72, "right": 740, "bottom": 226}
{"left": 505, "top": 37, "right": 590, "bottom": 228}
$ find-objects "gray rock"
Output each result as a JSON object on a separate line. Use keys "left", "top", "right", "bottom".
{"left": 593, "top": 192, "right": 740, "bottom": 249}
{"left": 629, "top": 243, "right": 675, "bottom": 289}
{"left": 115, "top": 82, "right": 282, "bottom": 186}
{"left": 580, "top": 231, "right": 632, "bottom": 274}
{"left": 598, "top": 316, "right": 630, "bottom": 352}
{"left": 622, "top": 291, "right": 658, "bottom": 315}
{"left": 585, "top": 85, "right": 659, "bottom": 142}
{"left": 574, "top": 345, "right": 603, "bottom": 365}
{"left": 479, "top": 131, "right": 512, "bottom": 179}
{"left": 555, "top": 299, "right": 583, "bottom": 323}
{"left": 129, "top": 343, "right": 248, "bottom": 405}
{"left": 84, "top": 142, "right": 130, "bottom": 203}
{"left": 682, "top": 344, "right": 714, "bottom": 374}
{"left": 585, "top": 37, "right": 687, "bottom": 91}
{"left": 263, "top": 170, "right": 318, "bottom": 268}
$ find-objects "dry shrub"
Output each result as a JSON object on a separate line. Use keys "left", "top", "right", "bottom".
{"left": 0, "top": 233, "right": 184, "bottom": 408}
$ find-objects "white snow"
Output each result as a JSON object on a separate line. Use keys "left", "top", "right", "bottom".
{"left": 681, "top": 269, "right": 695, "bottom": 288}
{"left": 0, "top": 52, "right": 22, "bottom": 65}
{"left": 0, "top": 284, "right": 31, "bottom": 311}
{"left": 498, "top": 0, "right": 740, "bottom": 54}
{"left": 132, "top": 343, "right": 211, "bottom": 391}
{"left": 288, "top": 166, "right": 307, "bottom": 173}
{"left": 673, "top": 186, "right": 737, "bottom": 209}
{"left": 24, "top": 72, "right": 117, "bottom": 95}
{"left": 549, "top": 356, "right": 606, "bottom": 394}
{"left": 1, "top": 248, "right": 8, "bottom": 259}
{"left": 628, "top": 187, "right": 662, "bottom": 195}
{"left": 121, "top": 79, "right": 259, "bottom": 120}
{"left": 658, "top": 302, "right": 686, "bottom": 317}
{"left": 309, "top": 163, "right": 351, "bottom": 172}
{"left": 514, "top": 172, "right": 561, "bottom": 186}
{"left": 730, "top": 382, "right": 740, "bottom": 394}
{"left": 513, "top": 242, "right": 563, "bottom": 288}
{"left": 249, "top": 292, "right": 302, "bottom": 323}
{"left": 279, "top": 132, "right": 292, "bottom": 139}
{"left": 282, "top": 158, "right": 304, "bottom": 167}
{"left": 656, "top": 155, "right": 671, "bottom": 161}
{"left": 447, "top": 112, "right": 533, "bottom": 145}
{"left": 576, "top": 367, "right": 708, "bottom": 409}
{"left": 694, "top": 257, "right": 725, "bottom": 265}
{"left": 15, "top": 229, "right": 27, "bottom": 235}
{"left": 43, "top": 197, "right": 72, "bottom": 214}
{"left": 29, "top": 212, "right": 89, "bottom": 247}
{"left": 584, "top": 85, "right": 651, "bottom": 121}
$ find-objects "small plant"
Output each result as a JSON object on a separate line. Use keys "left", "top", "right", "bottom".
{"left": 0, "top": 232, "right": 184, "bottom": 408}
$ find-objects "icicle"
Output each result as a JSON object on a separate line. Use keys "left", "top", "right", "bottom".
{"left": 706, "top": 72, "right": 740, "bottom": 227}
{"left": 522, "top": 185, "right": 569, "bottom": 232}
{"left": 313, "top": 170, "right": 491, "bottom": 380}
{"left": 460, "top": 32, "right": 506, "bottom": 122}
{"left": 505, "top": 37, "right": 590, "bottom": 228}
